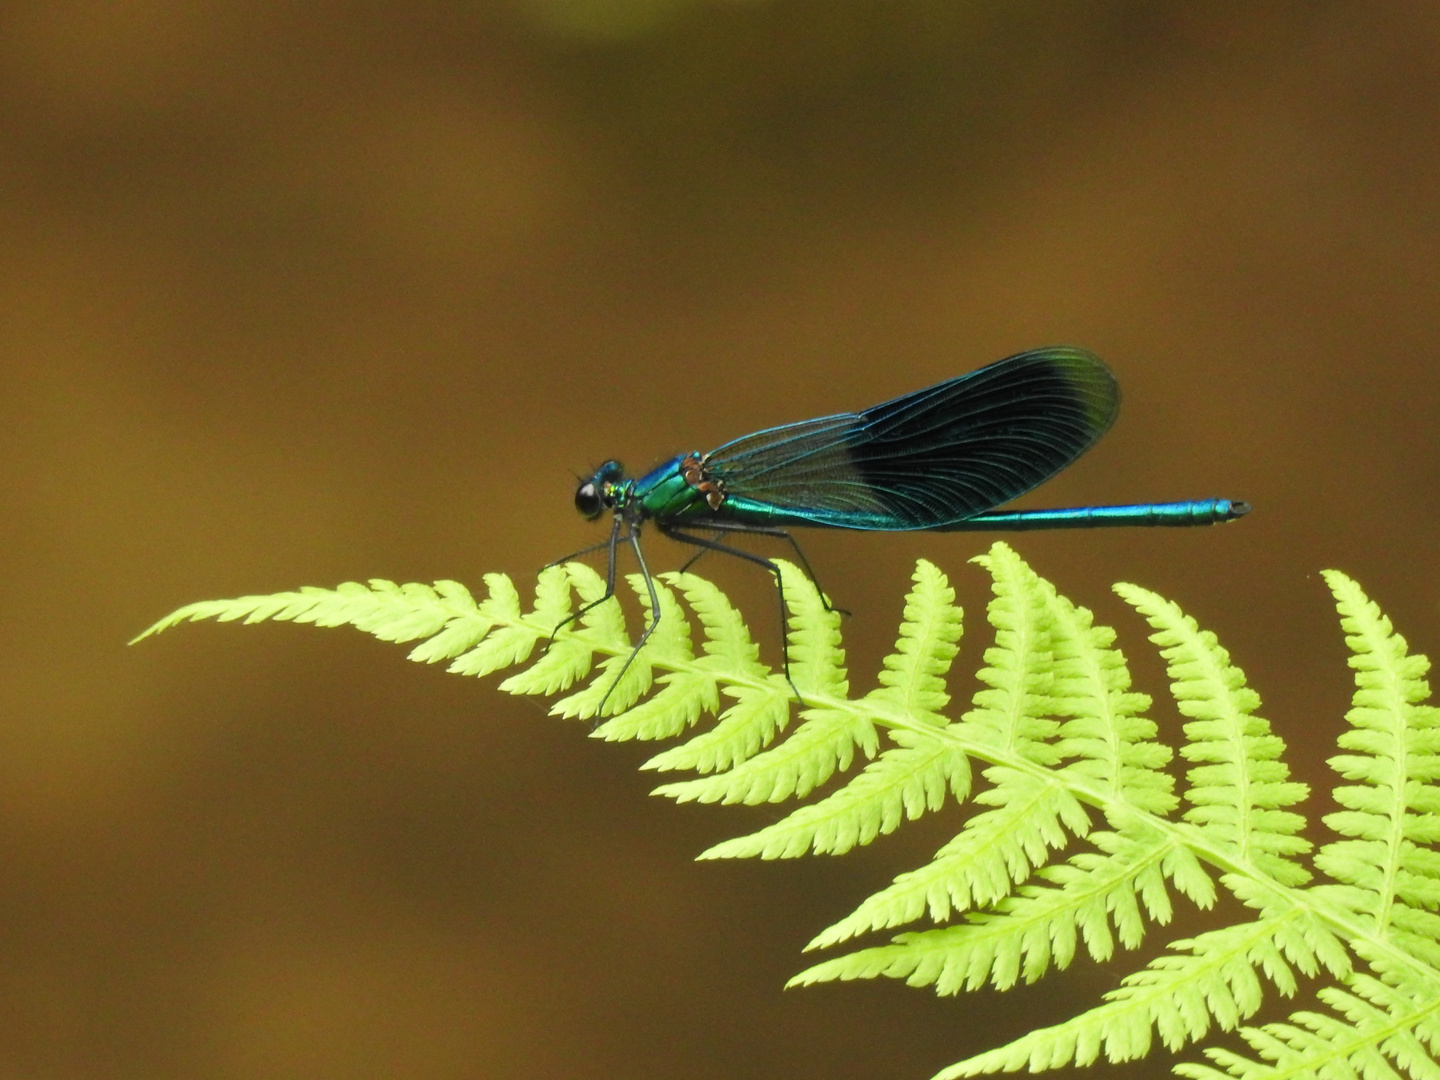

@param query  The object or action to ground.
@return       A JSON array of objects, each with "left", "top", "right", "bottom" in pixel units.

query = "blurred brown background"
[{"left": 2, "top": 2, "right": 1438, "bottom": 1078}]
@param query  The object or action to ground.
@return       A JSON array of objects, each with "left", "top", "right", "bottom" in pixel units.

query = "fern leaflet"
[{"left": 135, "top": 546, "right": 1440, "bottom": 1080}]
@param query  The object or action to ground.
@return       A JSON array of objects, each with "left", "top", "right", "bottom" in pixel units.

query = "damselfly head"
[{"left": 574, "top": 460, "right": 627, "bottom": 520}]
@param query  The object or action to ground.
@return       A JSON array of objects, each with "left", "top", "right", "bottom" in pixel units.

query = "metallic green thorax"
[{"left": 633, "top": 454, "right": 713, "bottom": 521}]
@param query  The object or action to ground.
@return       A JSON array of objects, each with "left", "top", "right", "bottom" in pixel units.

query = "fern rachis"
[{"left": 135, "top": 543, "right": 1440, "bottom": 1079}]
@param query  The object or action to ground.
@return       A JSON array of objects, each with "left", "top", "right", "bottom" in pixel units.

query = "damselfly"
[{"left": 555, "top": 347, "right": 1248, "bottom": 708}]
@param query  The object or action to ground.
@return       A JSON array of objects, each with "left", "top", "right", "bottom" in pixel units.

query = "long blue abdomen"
[{"left": 937, "top": 500, "right": 1250, "bottom": 531}]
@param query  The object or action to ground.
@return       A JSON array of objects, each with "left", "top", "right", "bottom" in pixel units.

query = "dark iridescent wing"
[{"left": 705, "top": 347, "right": 1118, "bottom": 529}]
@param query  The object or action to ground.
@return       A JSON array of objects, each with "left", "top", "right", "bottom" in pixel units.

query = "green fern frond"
[
  {"left": 941, "top": 909, "right": 1322, "bottom": 1077},
  {"left": 804, "top": 547, "right": 1092, "bottom": 946},
  {"left": 697, "top": 560, "right": 966, "bottom": 856},
  {"left": 1042, "top": 578, "right": 1177, "bottom": 815},
  {"left": 635, "top": 570, "right": 789, "bottom": 772},
  {"left": 1115, "top": 583, "right": 1312, "bottom": 886},
  {"left": 1176, "top": 971, "right": 1440, "bottom": 1080},
  {"left": 961, "top": 544, "right": 1061, "bottom": 759},
  {"left": 783, "top": 558, "right": 850, "bottom": 700},
  {"left": 793, "top": 817, "right": 1184, "bottom": 995},
  {"left": 815, "top": 554, "right": 1197, "bottom": 1005},
  {"left": 137, "top": 545, "right": 1440, "bottom": 1080},
  {"left": 445, "top": 571, "right": 555, "bottom": 679},
  {"left": 1185, "top": 571, "right": 1440, "bottom": 1080},
  {"left": 489, "top": 567, "right": 591, "bottom": 694},
  {"left": 1313, "top": 570, "right": 1440, "bottom": 951},
  {"left": 652, "top": 704, "right": 878, "bottom": 805},
  {"left": 805, "top": 769, "right": 1090, "bottom": 947},
  {"left": 586, "top": 575, "right": 714, "bottom": 740},
  {"left": 641, "top": 683, "right": 791, "bottom": 775},
  {"left": 646, "top": 560, "right": 880, "bottom": 805},
  {"left": 699, "top": 729, "right": 967, "bottom": 859},
  {"left": 864, "top": 558, "right": 964, "bottom": 723},
  {"left": 133, "top": 577, "right": 489, "bottom": 650}
]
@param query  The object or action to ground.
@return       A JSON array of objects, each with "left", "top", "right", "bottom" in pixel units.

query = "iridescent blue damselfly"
[{"left": 552, "top": 347, "right": 1248, "bottom": 709}]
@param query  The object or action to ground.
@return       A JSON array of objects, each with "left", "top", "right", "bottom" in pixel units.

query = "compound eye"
[{"left": 574, "top": 481, "right": 604, "bottom": 520}]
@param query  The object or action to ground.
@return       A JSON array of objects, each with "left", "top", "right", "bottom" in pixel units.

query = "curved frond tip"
[{"left": 134, "top": 548, "right": 1440, "bottom": 1080}]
